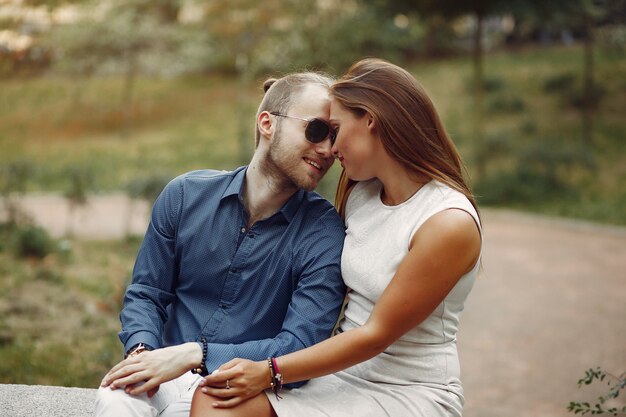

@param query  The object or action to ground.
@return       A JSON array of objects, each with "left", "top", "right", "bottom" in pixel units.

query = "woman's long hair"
[{"left": 332, "top": 58, "right": 479, "bottom": 220}]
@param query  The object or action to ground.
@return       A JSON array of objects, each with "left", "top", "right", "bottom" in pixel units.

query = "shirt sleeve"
[
  {"left": 118, "top": 176, "right": 183, "bottom": 352},
  {"left": 204, "top": 209, "right": 347, "bottom": 387}
]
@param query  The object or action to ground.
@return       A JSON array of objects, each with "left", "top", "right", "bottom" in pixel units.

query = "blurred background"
[{"left": 0, "top": 0, "right": 624, "bottom": 413}]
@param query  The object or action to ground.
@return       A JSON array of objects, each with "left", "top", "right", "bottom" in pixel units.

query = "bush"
[
  {"left": 487, "top": 95, "right": 526, "bottom": 114},
  {"left": 567, "top": 83, "right": 607, "bottom": 110},
  {"left": 542, "top": 73, "right": 606, "bottom": 111},
  {"left": 126, "top": 174, "right": 173, "bottom": 204},
  {"left": 11, "top": 224, "right": 56, "bottom": 259},
  {"left": 475, "top": 144, "right": 585, "bottom": 205},
  {"left": 543, "top": 73, "right": 576, "bottom": 93},
  {"left": 465, "top": 75, "right": 505, "bottom": 93}
]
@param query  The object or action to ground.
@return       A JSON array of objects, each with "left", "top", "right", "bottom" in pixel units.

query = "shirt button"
[{"left": 240, "top": 227, "right": 246, "bottom": 233}]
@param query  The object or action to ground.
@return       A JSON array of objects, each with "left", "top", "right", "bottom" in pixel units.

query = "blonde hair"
[
  {"left": 332, "top": 58, "right": 479, "bottom": 219},
  {"left": 254, "top": 72, "right": 334, "bottom": 147}
]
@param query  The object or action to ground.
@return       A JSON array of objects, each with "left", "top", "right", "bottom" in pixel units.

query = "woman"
[{"left": 190, "top": 58, "right": 482, "bottom": 417}]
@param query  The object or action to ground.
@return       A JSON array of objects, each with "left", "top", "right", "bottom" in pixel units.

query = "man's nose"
[{"left": 314, "top": 138, "right": 333, "bottom": 157}]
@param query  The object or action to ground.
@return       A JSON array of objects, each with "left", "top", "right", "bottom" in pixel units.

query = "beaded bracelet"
[
  {"left": 192, "top": 337, "right": 208, "bottom": 375},
  {"left": 268, "top": 357, "right": 283, "bottom": 400},
  {"left": 267, "top": 358, "right": 275, "bottom": 389}
]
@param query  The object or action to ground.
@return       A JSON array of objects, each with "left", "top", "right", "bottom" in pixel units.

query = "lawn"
[{"left": 1, "top": 43, "right": 625, "bottom": 223}]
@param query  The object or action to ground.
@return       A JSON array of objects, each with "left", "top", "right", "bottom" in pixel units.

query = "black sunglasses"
[{"left": 270, "top": 112, "right": 336, "bottom": 145}]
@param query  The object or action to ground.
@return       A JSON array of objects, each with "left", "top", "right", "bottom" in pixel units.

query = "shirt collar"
[
  {"left": 280, "top": 188, "right": 305, "bottom": 223},
  {"left": 221, "top": 166, "right": 305, "bottom": 223},
  {"left": 221, "top": 166, "right": 247, "bottom": 199}
]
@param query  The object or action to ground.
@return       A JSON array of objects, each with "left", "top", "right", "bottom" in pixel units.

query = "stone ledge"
[{"left": 0, "top": 384, "right": 96, "bottom": 417}]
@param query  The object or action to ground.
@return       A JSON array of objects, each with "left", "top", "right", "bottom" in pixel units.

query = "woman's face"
[{"left": 330, "top": 99, "right": 382, "bottom": 181}]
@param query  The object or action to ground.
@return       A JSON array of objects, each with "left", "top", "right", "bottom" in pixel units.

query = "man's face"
[{"left": 267, "top": 84, "right": 335, "bottom": 192}]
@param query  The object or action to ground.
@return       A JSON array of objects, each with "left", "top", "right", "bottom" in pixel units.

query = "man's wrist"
[
  {"left": 190, "top": 338, "right": 207, "bottom": 375},
  {"left": 124, "top": 342, "right": 153, "bottom": 359}
]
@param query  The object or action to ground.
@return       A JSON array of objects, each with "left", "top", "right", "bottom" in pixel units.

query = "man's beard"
[{"left": 263, "top": 132, "right": 318, "bottom": 192}]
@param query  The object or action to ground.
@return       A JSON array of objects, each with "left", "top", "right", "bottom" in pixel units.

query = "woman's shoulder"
[{"left": 421, "top": 180, "right": 480, "bottom": 227}]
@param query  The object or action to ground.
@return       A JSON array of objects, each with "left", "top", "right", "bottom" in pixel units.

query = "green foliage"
[
  {"left": 0, "top": 237, "right": 141, "bottom": 386},
  {"left": 520, "top": 119, "right": 538, "bottom": 135},
  {"left": 64, "top": 166, "right": 94, "bottom": 206},
  {"left": 1, "top": 45, "right": 625, "bottom": 224},
  {"left": 475, "top": 143, "right": 587, "bottom": 205},
  {"left": 544, "top": 73, "right": 577, "bottom": 93},
  {"left": 126, "top": 174, "right": 173, "bottom": 204},
  {"left": 45, "top": 0, "right": 211, "bottom": 78},
  {"left": 201, "top": 0, "right": 426, "bottom": 75},
  {"left": 0, "top": 336, "right": 120, "bottom": 387},
  {"left": 487, "top": 95, "right": 526, "bottom": 113},
  {"left": 464, "top": 75, "right": 506, "bottom": 93},
  {"left": 568, "top": 367, "right": 626, "bottom": 415},
  {"left": 0, "top": 160, "right": 36, "bottom": 225},
  {"left": 0, "top": 160, "right": 35, "bottom": 197},
  {"left": 567, "top": 83, "right": 607, "bottom": 110},
  {"left": 543, "top": 72, "right": 607, "bottom": 114},
  {"left": 482, "top": 76, "right": 506, "bottom": 92},
  {"left": 274, "top": 6, "right": 424, "bottom": 73},
  {"left": 0, "top": 319, "right": 11, "bottom": 347},
  {"left": 10, "top": 224, "right": 56, "bottom": 259}
]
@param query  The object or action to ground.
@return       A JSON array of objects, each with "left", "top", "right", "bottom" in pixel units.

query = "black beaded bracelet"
[{"left": 192, "top": 337, "right": 208, "bottom": 375}]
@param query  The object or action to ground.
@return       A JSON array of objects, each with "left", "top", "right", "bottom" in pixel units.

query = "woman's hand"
[{"left": 198, "top": 358, "right": 271, "bottom": 408}]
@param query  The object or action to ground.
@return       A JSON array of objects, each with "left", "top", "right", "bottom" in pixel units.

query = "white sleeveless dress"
[{"left": 267, "top": 179, "right": 481, "bottom": 417}]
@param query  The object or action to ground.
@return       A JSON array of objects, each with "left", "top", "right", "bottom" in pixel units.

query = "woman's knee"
[{"left": 190, "top": 386, "right": 275, "bottom": 417}]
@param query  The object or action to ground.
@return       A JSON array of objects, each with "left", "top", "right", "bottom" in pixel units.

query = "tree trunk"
[
  {"left": 236, "top": 44, "right": 252, "bottom": 165},
  {"left": 582, "top": 15, "right": 594, "bottom": 147},
  {"left": 121, "top": 52, "right": 137, "bottom": 136},
  {"left": 472, "top": 11, "right": 486, "bottom": 180}
]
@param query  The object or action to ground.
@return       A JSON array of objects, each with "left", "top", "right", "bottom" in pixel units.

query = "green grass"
[
  {"left": 0, "top": 229, "right": 141, "bottom": 387},
  {"left": 1, "top": 44, "right": 624, "bottom": 224},
  {"left": 407, "top": 45, "right": 626, "bottom": 224},
  {"left": 0, "top": 74, "right": 256, "bottom": 191}
]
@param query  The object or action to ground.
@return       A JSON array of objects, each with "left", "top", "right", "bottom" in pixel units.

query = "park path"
[
  {"left": 8, "top": 194, "right": 626, "bottom": 417},
  {"left": 459, "top": 210, "right": 625, "bottom": 417}
]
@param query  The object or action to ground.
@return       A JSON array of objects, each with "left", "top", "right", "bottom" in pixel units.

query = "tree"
[
  {"left": 534, "top": 0, "right": 624, "bottom": 147},
  {"left": 200, "top": 0, "right": 352, "bottom": 162},
  {"left": 371, "top": 0, "right": 519, "bottom": 179},
  {"left": 124, "top": 174, "right": 172, "bottom": 238},
  {"left": 45, "top": 0, "right": 211, "bottom": 133},
  {"left": 64, "top": 166, "right": 93, "bottom": 237},
  {"left": 0, "top": 160, "right": 35, "bottom": 227}
]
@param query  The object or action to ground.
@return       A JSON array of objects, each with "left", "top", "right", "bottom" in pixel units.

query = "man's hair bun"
[{"left": 263, "top": 78, "right": 277, "bottom": 93}]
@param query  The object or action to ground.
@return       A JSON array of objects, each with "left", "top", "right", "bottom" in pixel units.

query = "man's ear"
[{"left": 258, "top": 111, "right": 273, "bottom": 141}]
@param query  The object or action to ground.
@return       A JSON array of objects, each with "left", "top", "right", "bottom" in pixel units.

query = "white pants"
[{"left": 94, "top": 371, "right": 202, "bottom": 417}]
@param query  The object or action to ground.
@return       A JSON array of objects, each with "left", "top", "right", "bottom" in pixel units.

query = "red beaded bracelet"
[{"left": 268, "top": 357, "right": 283, "bottom": 400}]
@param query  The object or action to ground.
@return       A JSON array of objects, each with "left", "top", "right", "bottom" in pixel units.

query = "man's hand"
[{"left": 101, "top": 342, "right": 203, "bottom": 396}]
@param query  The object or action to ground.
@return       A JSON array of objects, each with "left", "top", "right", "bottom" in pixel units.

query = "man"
[{"left": 95, "top": 72, "right": 346, "bottom": 417}]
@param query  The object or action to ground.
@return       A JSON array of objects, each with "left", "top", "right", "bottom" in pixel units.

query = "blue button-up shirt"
[{"left": 119, "top": 166, "right": 346, "bottom": 379}]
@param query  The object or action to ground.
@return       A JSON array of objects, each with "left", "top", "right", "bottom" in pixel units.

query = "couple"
[{"left": 95, "top": 58, "right": 482, "bottom": 417}]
